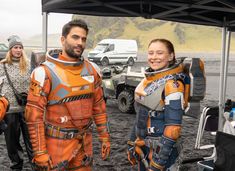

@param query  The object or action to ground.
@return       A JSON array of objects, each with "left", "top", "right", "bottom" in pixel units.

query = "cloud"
[{"left": 0, "top": 0, "right": 71, "bottom": 41}]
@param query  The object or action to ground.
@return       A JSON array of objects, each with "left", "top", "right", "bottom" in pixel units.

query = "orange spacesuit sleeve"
[
  {"left": 0, "top": 96, "right": 9, "bottom": 121},
  {"left": 92, "top": 71, "right": 110, "bottom": 142},
  {"left": 24, "top": 66, "right": 51, "bottom": 156}
]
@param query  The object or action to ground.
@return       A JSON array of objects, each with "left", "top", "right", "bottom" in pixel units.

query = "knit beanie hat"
[{"left": 7, "top": 35, "right": 23, "bottom": 49}]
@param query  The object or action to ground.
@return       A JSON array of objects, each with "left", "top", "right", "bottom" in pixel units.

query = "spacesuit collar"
[
  {"left": 145, "top": 59, "right": 184, "bottom": 81},
  {"left": 46, "top": 49, "right": 84, "bottom": 67}
]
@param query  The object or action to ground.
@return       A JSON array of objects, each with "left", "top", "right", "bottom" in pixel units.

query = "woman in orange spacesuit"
[{"left": 127, "top": 39, "right": 186, "bottom": 171}]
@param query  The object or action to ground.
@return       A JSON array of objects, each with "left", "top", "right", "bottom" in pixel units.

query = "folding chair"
[
  {"left": 195, "top": 106, "right": 218, "bottom": 150},
  {"left": 193, "top": 106, "right": 218, "bottom": 171},
  {"left": 181, "top": 105, "right": 218, "bottom": 168},
  {"left": 195, "top": 99, "right": 235, "bottom": 171},
  {"left": 195, "top": 99, "right": 235, "bottom": 150}
]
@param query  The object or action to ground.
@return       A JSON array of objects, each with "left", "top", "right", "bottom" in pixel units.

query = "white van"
[{"left": 88, "top": 39, "right": 138, "bottom": 66}]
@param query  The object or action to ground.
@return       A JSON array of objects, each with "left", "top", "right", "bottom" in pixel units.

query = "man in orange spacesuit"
[{"left": 25, "top": 19, "right": 110, "bottom": 170}]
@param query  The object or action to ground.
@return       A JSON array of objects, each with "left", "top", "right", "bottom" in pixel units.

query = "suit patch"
[
  {"left": 82, "top": 75, "right": 94, "bottom": 83},
  {"left": 173, "top": 81, "right": 179, "bottom": 88}
]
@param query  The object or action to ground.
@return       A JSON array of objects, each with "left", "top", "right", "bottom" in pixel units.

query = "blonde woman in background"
[{"left": 0, "top": 35, "right": 33, "bottom": 170}]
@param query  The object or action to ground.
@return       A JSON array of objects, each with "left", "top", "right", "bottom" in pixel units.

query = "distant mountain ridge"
[
  {"left": 4, "top": 15, "right": 234, "bottom": 52},
  {"left": 24, "top": 34, "right": 62, "bottom": 48},
  {"left": 72, "top": 15, "right": 235, "bottom": 52}
]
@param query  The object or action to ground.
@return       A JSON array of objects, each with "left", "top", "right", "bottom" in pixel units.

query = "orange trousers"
[{"left": 46, "top": 132, "right": 92, "bottom": 171}]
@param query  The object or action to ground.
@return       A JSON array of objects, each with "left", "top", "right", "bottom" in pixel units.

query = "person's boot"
[{"left": 10, "top": 159, "right": 23, "bottom": 171}]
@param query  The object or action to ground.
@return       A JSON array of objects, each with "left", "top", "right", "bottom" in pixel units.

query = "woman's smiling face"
[{"left": 147, "top": 41, "right": 174, "bottom": 71}]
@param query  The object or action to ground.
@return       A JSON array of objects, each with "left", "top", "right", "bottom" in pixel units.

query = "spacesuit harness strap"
[
  {"left": 45, "top": 120, "right": 93, "bottom": 139},
  {"left": 146, "top": 110, "right": 165, "bottom": 136}
]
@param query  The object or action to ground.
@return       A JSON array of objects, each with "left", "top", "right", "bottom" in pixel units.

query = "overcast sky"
[{"left": 0, "top": 0, "right": 72, "bottom": 42}]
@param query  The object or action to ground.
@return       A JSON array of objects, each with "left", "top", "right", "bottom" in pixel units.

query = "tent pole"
[
  {"left": 42, "top": 12, "right": 48, "bottom": 52},
  {"left": 218, "top": 26, "right": 227, "bottom": 131},
  {"left": 222, "top": 31, "right": 231, "bottom": 103}
]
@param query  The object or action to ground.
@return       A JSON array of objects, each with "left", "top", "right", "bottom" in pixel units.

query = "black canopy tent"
[
  {"left": 42, "top": 0, "right": 235, "bottom": 29},
  {"left": 41, "top": 0, "right": 235, "bottom": 131}
]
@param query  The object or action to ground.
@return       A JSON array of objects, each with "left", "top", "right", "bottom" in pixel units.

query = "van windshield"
[{"left": 94, "top": 44, "right": 109, "bottom": 52}]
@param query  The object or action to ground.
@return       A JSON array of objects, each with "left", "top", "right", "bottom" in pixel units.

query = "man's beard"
[{"left": 65, "top": 44, "right": 84, "bottom": 59}]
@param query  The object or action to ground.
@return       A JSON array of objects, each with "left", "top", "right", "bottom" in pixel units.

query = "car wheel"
[
  {"left": 101, "top": 57, "right": 109, "bottom": 66},
  {"left": 117, "top": 90, "right": 135, "bottom": 114},
  {"left": 127, "top": 57, "right": 135, "bottom": 66}
]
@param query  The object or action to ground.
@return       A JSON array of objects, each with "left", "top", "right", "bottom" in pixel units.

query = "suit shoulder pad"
[{"left": 165, "top": 79, "right": 184, "bottom": 96}]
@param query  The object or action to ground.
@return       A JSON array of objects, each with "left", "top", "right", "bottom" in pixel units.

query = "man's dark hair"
[{"left": 62, "top": 19, "right": 89, "bottom": 37}]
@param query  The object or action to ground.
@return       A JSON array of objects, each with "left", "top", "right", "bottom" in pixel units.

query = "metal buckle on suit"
[
  {"left": 66, "top": 132, "right": 74, "bottom": 139},
  {"left": 147, "top": 127, "right": 155, "bottom": 134},
  {"left": 149, "top": 110, "right": 164, "bottom": 118},
  {"left": 148, "top": 110, "right": 157, "bottom": 117}
]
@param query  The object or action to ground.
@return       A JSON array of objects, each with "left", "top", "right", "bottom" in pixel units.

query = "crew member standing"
[
  {"left": 127, "top": 39, "right": 185, "bottom": 171},
  {"left": 0, "top": 35, "right": 33, "bottom": 170},
  {"left": 25, "top": 19, "right": 110, "bottom": 170}
]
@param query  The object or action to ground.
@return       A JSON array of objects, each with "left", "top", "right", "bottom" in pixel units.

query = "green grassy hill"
[{"left": 73, "top": 15, "right": 235, "bottom": 52}]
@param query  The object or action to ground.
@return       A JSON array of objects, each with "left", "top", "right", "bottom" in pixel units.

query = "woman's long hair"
[{"left": 1, "top": 50, "right": 29, "bottom": 74}]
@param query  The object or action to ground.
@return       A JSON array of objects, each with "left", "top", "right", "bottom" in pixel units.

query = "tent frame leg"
[{"left": 218, "top": 24, "right": 231, "bottom": 131}]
